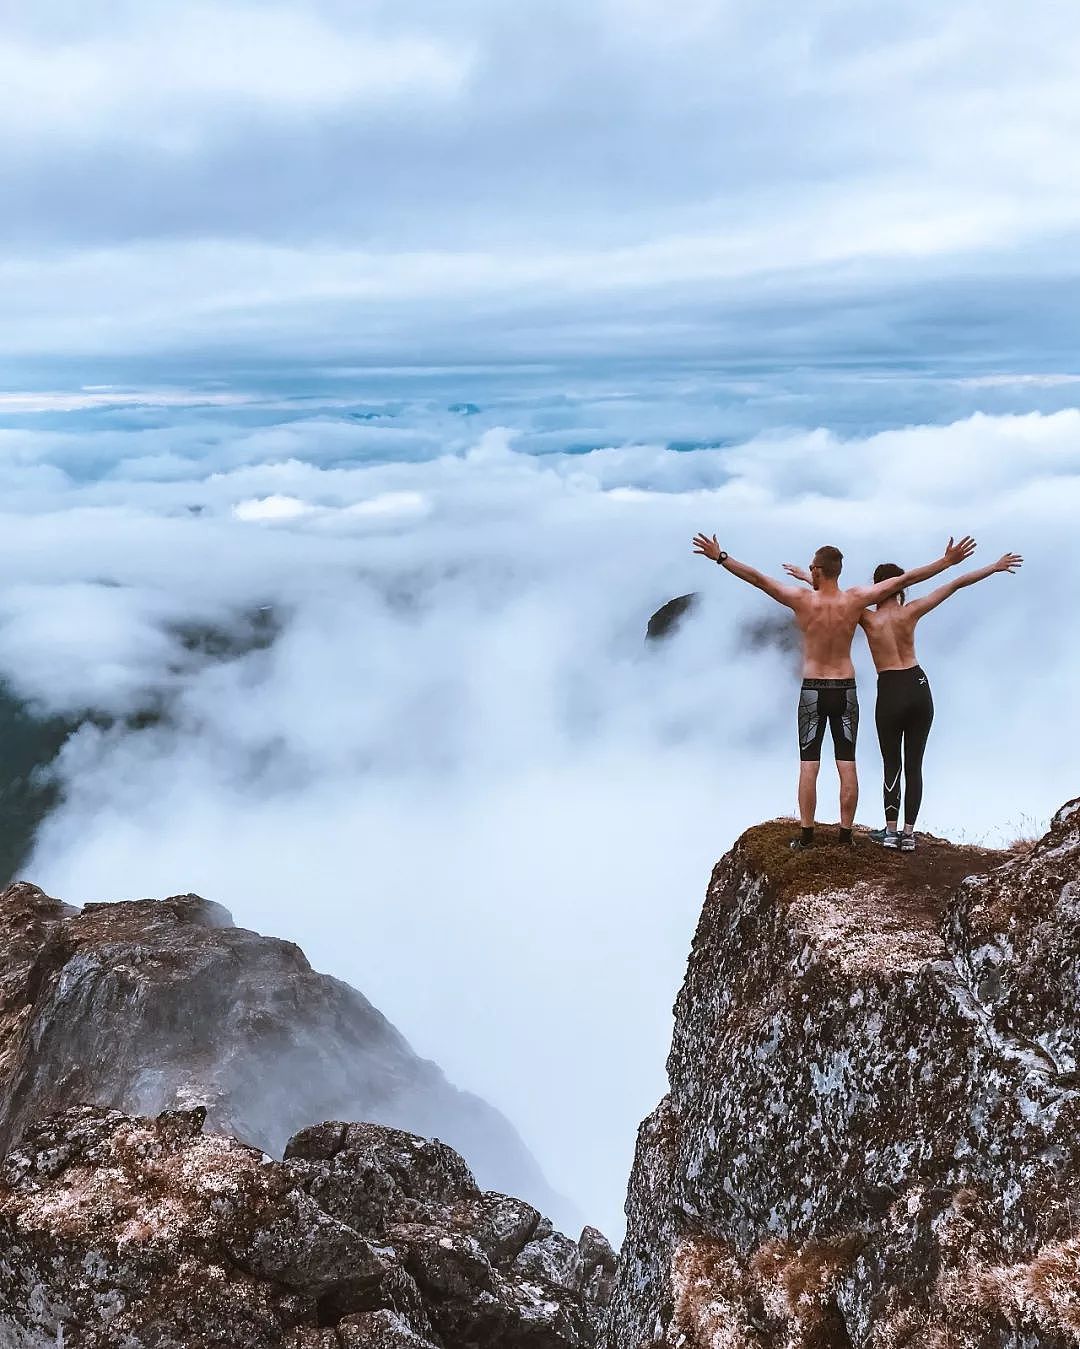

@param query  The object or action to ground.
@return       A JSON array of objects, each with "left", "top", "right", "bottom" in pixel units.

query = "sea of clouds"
[
  {"left": 1, "top": 0, "right": 1078, "bottom": 1248},
  {"left": 1, "top": 372, "right": 1076, "bottom": 1235}
]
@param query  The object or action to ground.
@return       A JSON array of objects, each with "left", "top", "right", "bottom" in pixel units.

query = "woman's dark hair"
[{"left": 874, "top": 562, "right": 905, "bottom": 603}]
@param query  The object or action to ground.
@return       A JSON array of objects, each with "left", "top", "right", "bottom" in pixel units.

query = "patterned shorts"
[{"left": 798, "top": 678, "right": 859, "bottom": 762}]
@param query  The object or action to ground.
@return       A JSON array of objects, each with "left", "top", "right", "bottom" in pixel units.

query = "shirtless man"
[{"left": 691, "top": 533, "right": 976, "bottom": 849}]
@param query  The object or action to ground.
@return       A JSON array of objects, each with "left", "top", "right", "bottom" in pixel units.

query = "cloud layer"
[{"left": 1, "top": 377, "right": 1075, "bottom": 1233}]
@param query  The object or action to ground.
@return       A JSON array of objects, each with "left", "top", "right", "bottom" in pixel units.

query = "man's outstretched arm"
[
  {"left": 905, "top": 553, "right": 1023, "bottom": 618},
  {"left": 855, "top": 535, "right": 977, "bottom": 605},
  {"left": 692, "top": 533, "right": 804, "bottom": 609}
]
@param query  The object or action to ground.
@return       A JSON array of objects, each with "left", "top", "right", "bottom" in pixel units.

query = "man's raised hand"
[
  {"left": 994, "top": 552, "right": 1024, "bottom": 574},
  {"left": 693, "top": 533, "right": 722, "bottom": 562},
  {"left": 783, "top": 563, "right": 812, "bottom": 585},
  {"left": 944, "top": 535, "right": 977, "bottom": 567}
]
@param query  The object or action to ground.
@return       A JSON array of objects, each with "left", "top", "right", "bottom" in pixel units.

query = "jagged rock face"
[
  {"left": 605, "top": 805, "right": 1080, "bottom": 1349},
  {"left": 0, "top": 884, "right": 570, "bottom": 1227},
  {"left": 646, "top": 595, "right": 700, "bottom": 642},
  {"left": 0, "top": 1104, "right": 614, "bottom": 1348}
]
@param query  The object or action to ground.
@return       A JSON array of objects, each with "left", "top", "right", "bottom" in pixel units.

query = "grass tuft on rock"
[{"left": 735, "top": 819, "right": 1006, "bottom": 921}]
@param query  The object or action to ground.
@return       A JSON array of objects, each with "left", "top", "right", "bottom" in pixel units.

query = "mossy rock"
[{"left": 737, "top": 820, "right": 1005, "bottom": 922}]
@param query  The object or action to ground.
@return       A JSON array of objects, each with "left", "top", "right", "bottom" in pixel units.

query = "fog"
[{"left": 0, "top": 383, "right": 1071, "bottom": 1234}]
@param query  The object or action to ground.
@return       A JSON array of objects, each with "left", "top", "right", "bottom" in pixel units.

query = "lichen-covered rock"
[
  {"left": 285, "top": 1118, "right": 610, "bottom": 1347},
  {"left": 0, "top": 1104, "right": 377, "bottom": 1347},
  {"left": 0, "top": 1105, "right": 610, "bottom": 1348},
  {"left": 0, "top": 882, "right": 571, "bottom": 1225},
  {"left": 605, "top": 805, "right": 1080, "bottom": 1348}
]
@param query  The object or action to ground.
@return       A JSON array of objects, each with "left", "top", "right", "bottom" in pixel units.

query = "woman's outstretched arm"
[{"left": 905, "top": 553, "right": 1023, "bottom": 619}]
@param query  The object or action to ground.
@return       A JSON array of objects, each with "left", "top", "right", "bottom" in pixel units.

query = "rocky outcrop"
[
  {"left": 606, "top": 804, "right": 1080, "bottom": 1348},
  {"left": 0, "top": 1103, "right": 614, "bottom": 1347},
  {"left": 0, "top": 884, "right": 570, "bottom": 1227},
  {"left": 646, "top": 595, "right": 700, "bottom": 641}
]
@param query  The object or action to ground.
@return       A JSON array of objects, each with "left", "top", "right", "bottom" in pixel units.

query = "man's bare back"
[{"left": 791, "top": 587, "right": 874, "bottom": 679}]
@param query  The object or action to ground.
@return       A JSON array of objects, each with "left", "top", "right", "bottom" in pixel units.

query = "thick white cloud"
[{"left": 3, "top": 389, "right": 1075, "bottom": 1235}]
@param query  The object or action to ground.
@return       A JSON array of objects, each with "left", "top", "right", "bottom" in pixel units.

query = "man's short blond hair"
[{"left": 813, "top": 545, "right": 843, "bottom": 579}]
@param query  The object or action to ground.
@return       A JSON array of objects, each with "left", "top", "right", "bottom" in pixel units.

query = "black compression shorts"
[{"left": 798, "top": 677, "right": 859, "bottom": 762}]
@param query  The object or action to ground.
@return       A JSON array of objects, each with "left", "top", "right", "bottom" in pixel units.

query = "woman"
[{"left": 784, "top": 551, "right": 1022, "bottom": 851}]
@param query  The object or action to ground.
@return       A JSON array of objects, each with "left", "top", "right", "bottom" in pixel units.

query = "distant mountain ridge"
[{"left": 0, "top": 607, "right": 280, "bottom": 884}]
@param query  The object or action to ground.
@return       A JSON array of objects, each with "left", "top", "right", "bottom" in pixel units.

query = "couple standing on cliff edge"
[{"left": 692, "top": 531, "right": 1023, "bottom": 853}]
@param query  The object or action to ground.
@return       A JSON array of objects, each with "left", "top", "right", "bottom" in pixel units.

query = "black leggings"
[{"left": 875, "top": 666, "right": 934, "bottom": 826}]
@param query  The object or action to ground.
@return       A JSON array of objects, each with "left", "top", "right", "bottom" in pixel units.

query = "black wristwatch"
[{"left": 716, "top": 550, "right": 729, "bottom": 565}]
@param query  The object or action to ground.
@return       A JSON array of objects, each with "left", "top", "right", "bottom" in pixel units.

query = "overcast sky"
[{"left": 3, "top": 0, "right": 1080, "bottom": 366}]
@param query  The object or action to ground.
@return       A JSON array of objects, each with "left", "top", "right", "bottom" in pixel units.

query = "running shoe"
[
  {"left": 881, "top": 832, "right": 902, "bottom": 850},
  {"left": 900, "top": 834, "right": 916, "bottom": 852},
  {"left": 868, "top": 828, "right": 889, "bottom": 845}
]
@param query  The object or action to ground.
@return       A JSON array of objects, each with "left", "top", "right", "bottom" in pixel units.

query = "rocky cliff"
[
  {"left": 606, "top": 803, "right": 1080, "bottom": 1348},
  {"left": 0, "top": 1104, "right": 614, "bottom": 1347},
  {"left": 0, "top": 883, "right": 569, "bottom": 1227}
]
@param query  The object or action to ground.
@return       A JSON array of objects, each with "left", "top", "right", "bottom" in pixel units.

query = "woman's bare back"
[{"left": 859, "top": 603, "right": 919, "bottom": 673}]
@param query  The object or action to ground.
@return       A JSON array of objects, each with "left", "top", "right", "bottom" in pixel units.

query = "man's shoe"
[
  {"left": 900, "top": 833, "right": 916, "bottom": 852},
  {"left": 881, "top": 832, "right": 902, "bottom": 850}
]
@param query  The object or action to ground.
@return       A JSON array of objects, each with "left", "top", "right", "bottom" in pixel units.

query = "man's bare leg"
[
  {"left": 837, "top": 761, "right": 858, "bottom": 830},
  {"left": 798, "top": 761, "right": 820, "bottom": 829}
]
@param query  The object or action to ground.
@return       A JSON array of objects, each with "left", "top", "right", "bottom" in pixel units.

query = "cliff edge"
[{"left": 605, "top": 805, "right": 1080, "bottom": 1348}]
